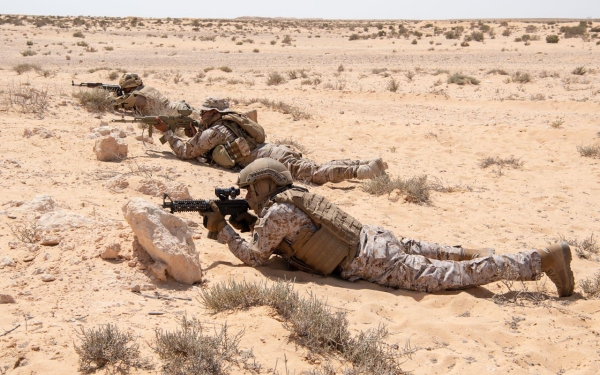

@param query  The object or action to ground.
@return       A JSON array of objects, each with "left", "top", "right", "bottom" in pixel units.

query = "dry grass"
[
  {"left": 509, "top": 71, "right": 533, "bottom": 83},
  {"left": 577, "top": 144, "right": 600, "bottom": 158},
  {"left": 72, "top": 88, "right": 114, "bottom": 113},
  {"left": 13, "top": 63, "right": 41, "bottom": 75},
  {"left": 447, "top": 72, "right": 480, "bottom": 85},
  {"left": 229, "top": 97, "right": 311, "bottom": 121},
  {"left": 4, "top": 82, "right": 50, "bottom": 116},
  {"left": 479, "top": 156, "right": 524, "bottom": 169},
  {"left": 362, "top": 174, "right": 430, "bottom": 204},
  {"left": 8, "top": 222, "right": 39, "bottom": 243},
  {"left": 579, "top": 271, "right": 600, "bottom": 298},
  {"left": 558, "top": 233, "right": 599, "bottom": 260},
  {"left": 550, "top": 118, "right": 565, "bottom": 128},
  {"left": 74, "top": 323, "right": 148, "bottom": 374},
  {"left": 200, "top": 280, "right": 408, "bottom": 375},
  {"left": 266, "top": 71, "right": 286, "bottom": 86},
  {"left": 153, "top": 315, "right": 243, "bottom": 375}
]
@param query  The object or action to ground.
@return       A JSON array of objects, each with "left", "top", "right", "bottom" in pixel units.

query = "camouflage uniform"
[
  {"left": 162, "top": 125, "right": 384, "bottom": 185},
  {"left": 217, "top": 202, "right": 542, "bottom": 293}
]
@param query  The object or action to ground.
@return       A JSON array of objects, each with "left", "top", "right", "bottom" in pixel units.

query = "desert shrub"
[
  {"left": 580, "top": 271, "right": 600, "bottom": 298},
  {"left": 460, "top": 41, "right": 470, "bottom": 47},
  {"left": 13, "top": 63, "right": 41, "bottom": 75},
  {"left": 572, "top": 66, "right": 587, "bottom": 75},
  {"left": 510, "top": 71, "right": 532, "bottom": 83},
  {"left": 444, "top": 30, "right": 459, "bottom": 39},
  {"left": 372, "top": 68, "right": 388, "bottom": 74},
  {"left": 338, "top": 64, "right": 345, "bottom": 72},
  {"left": 230, "top": 97, "right": 310, "bottom": 121},
  {"left": 447, "top": 72, "right": 480, "bottom": 85},
  {"left": 8, "top": 222, "right": 39, "bottom": 243},
  {"left": 546, "top": 34, "right": 559, "bottom": 43},
  {"left": 73, "top": 31, "right": 85, "bottom": 38},
  {"left": 577, "top": 144, "right": 600, "bottom": 158},
  {"left": 153, "top": 316, "right": 242, "bottom": 375},
  {"left": 487, "top": 68, "right": 509, "bottom": 75},
  {"left": 550, "top": 118, "right": 564, "bottom": 128},
  {"left": 21, "top": 49, "right": 37, "bottom": 57},
  {"left": 72, "top": 88, "right": 114, "bottom": 113},
  {"left": 479, "top": 156, "right": 524, "bottom": 169},
  {"left": 387, "top": 77, "right": 400, "bottom": 92},
  {"left": 219, "top": 66, "right": 232, "bottom": 73},
  {"left": 108, "top": 71, "right": 119, "bottom": 80},
  {"left": 5, "top": 82, "right": 49, "bottom": 115},
  {"left": 362, "top": 174, "right": 430, "bottom": 204},
  {"left": 502, "top": 29, "right": 511, "bottom": 37},
  {"left": 266, "top": 71, "right": 286, "bottom": 86},
  {"left": 74, "top": 324, "right": 145, "bottom": 373},
  {"left": 521, "top": 34, "right": 531, "bottom": 42},
  {"left": 561, "top": 22, "right": 587, "bottom": 38},
  {"left": 471, "top": 31, "right": 484, "bottom": 42},
  {"left": 411, "top": 39, "right": 417, "bottom": 44},
  {"left": 349, "top": 33, "right": 360, "bottom": 41},
  {"left": 77, "top": 41, "right": 88, "bottom": 47},
  {"left": 282, "top": 35, "right": 292, "bottom": 44}
]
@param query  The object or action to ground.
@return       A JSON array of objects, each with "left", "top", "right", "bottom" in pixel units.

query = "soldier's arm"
[
  {"left": 113, "top": 93, "right": 147, "bottom": 110},
  {"left": 217, "top": 203, "right": 312, "bottom": 267},
  {"left": 162, "top": 126, "right": 228, "bottom": 160}
]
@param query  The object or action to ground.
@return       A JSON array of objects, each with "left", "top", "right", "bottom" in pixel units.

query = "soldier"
[
  {"left": 153, "top": 97, "right": 388, "bottom": 185},
  {"left": 200, "top": 159, "right": 575, "bottom": 297},
  {"left": 113, "top": 72, "right": 192, "bottom": 114}
]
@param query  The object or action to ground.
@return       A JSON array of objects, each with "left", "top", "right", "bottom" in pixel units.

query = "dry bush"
[
  {"left": 510, "top": 71, "right": 532, "bottom": 83},
  {"left": 558, "top": 233, "right": 599, "bottom": 260},
  {"left": 13, "top": 63, "right": 41, "bottom": 75},
  {"left": 219, "top": 66, "right": 232, "bottom": 73},
  {"left": 72, "top": 88, "right": 114, "bottom": 113},
  {"left": 200, "top": 280, "right": 408, "bottom": 375},
  {"left": 362, "top": 174, "right": 430, "bottom": 204},
  {"left": 572, "top": 66, "right": 587, "bottom": 76},
  {"left": 5, "top": 82, "right": 49, "bottom": 115},
  {"left": 153, "top": 315, "right": 243, "bottom": 375},
  {"left": 266, "top": 71, "right": 286, "bottom": 86},
  {"left": 387, "top": 77, "right": 400, "bottom": 92},
  {"left": 487, "top": 68, "right": 509, "bottom": 75},
  {"left": 479, "top": 156, "right": 524, "bottom": 169},
  {"left": 577, "top": 144, "right": 600, "bottom": 158},
  {"left": 21, "top": 49, "right": 37, "bottom": 57},
  {"left": 8, "top": 222, "right": 39, "bottom": 243},
  {"left": 74, "top": 324, "right": 147, "bottom": 374},
  {"left": 550, "top": 118, "right": 564, "bottom": 128},
  {"left": 579, "top": 271, "right": 600, "bottom": 298},
  {"left": 230, "top": 97, "right": 310, "bottom": 120},
  {"left": 447, "top": 73, "right": 480, "bottom": 85}
]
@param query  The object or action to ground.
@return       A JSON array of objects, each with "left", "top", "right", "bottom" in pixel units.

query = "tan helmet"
[
  {"left": 237, "top": 159, "right": 293, "bottom": 213},
  {"left": 198, "top": 96, "right": 233, "bottom": 112},
  {"left": 118, "top": 72, "right": 143, "bottom": 89}
]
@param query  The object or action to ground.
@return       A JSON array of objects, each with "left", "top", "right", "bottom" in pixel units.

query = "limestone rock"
[
  {"left": 135, "top": 179, "right": 192, "bottom": 199},
  {"left": 89, "top": 126, "right": 127, "bottom": 139},
  {"left": 0, "top": 257, "right": 15, "bottom": 268},
  {"left": 122, "top": 198, "right": 202, "bottom": 285},
  {"left": 150, "top": 262, "right": 168, "bottom": 281},
  {"left": 103, "top": 175, "right": 129, "bottom": 193},
  {"left": 93, "top": 134, "right": 128, "bottom": 162},
  {"left": 36, "top": 210, "right": 96, "bottom": 231},
  {"left": 41, "top": 274, "right": 56, "bottom": 282},
  {"left": 13, "top": 195, "right": 56, "bottom": 214},
  {"left": 100, "top": 242, "right": 121, "bottom": 259},
  {"left": 0, "top": 294, "right": 16, "bottom": 304}
]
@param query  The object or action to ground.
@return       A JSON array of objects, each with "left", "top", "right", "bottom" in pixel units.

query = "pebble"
[
  {"left": 0, "top": 294, "right": 16, "bottom": 304},
  {"left": 41, "top": 274, "right": 56, "bottom": 282},
  {"left": 40, "top": 238, "right": 60, "bottom": 246}
]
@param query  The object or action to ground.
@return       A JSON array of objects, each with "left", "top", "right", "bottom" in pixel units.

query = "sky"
[{"left": 2, "top": 0, "right": 600, "bottom": 20}]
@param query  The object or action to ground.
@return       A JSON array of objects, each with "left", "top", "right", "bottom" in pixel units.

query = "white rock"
[
  {"left": 41, "top": 274, "right": 56, "bottom": 282},
  {"left": 100, "top": 242, "right": 121, "bottom": 259},
  {"left": 150, "top": 262, "right": 168, "bottom": 281},
  {"left": 122, "top": 198, "right": 202, "bottom": 285},
  {"left": 12, "top": 195, "right": 56, "bottom": 214},
  {"left": 36, "top": 210, "right": 96, "bottom": 231},
  {"left": 103, "top": 175, "right": 129, "bottom": 193},
  {"left": 136, "top": 179, "right": 192, "bottom": 199},
  {"left": 0, "top": 257, "right": 15, "bottom": 268},
  {"left": 93, "top": 134, "right": 128, "bottom": 162}
]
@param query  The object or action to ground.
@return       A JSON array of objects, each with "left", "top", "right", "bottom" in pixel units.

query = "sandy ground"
[{"left": 0, "top": 16, "right": 600, "bottom": 374}]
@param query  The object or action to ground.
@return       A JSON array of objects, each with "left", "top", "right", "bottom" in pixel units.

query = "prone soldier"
[{"left": 197, "top": 159, "right": 575, "bottom": 297}]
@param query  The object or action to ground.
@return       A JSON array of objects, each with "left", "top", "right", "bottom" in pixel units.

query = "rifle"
[
  {"left": 72, "top": 80, "right": 124, "bottom": 97},
  {"left": 111, "top": 109, "right": 200, "bottom": 144},
  {"left": 162, "top": 187, "right": 250, "bottom": 239}
]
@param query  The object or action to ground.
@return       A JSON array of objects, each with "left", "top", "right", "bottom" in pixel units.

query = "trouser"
[
  {"left": 340, "top": 225, "right": 542, "bottom": 293},
  {"left": 242, "top": 143, "right": 363, "bottom": 184}
]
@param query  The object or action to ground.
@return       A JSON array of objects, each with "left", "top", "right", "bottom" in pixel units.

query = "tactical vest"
[
  {"left": 270, "top": 189, "right": 362, "bottom": 275},
  {"left": 209, "top": 112, "right": 266, "bottom": 168},
  {"left": 135, "top": 85, "right": 169, "bottom": 108}
]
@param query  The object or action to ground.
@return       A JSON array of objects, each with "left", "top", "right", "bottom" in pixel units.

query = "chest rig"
[{"left": 208, "top": 112, "right": 266, "bottom": 168}]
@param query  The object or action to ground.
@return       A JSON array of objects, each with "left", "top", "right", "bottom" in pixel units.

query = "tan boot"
[
  {"left": 537, "top": 242, "right": 574, "bottom": 297},
  {"left": 458, "top": 247, "right": 495, "bottom": 260},
  {"left": 355, "top": 158, "right": 388, "bottom": 179}
]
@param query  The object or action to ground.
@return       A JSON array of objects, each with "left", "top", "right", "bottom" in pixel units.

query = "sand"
[{"left": 0, "top": 16, "right": 599, "bottom": 374}]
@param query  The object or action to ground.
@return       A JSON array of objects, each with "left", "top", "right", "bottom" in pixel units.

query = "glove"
[
  {"left": 154, "top": 117, "right": 168, "bottom": 133},
  {"left": 201, "top": 201, "right": 226, "bottom": 233},
  {"left": 228, "top": 211, "right": 258, "bottom": 233}
]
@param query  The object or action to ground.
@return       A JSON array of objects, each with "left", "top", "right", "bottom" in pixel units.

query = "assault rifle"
[
  {"left": 111, "top": 109, "right": 201, "bottom": 144},
  {"left": 162, "top": 187, "right": 250, "bottom": 239},
  {"left": 71, "top": 80, "right": 123, "bottom": 97}
]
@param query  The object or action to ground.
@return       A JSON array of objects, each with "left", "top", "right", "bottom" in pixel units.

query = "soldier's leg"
[{"left": 401, "top": 238, "right": 495, "bottom": 261}]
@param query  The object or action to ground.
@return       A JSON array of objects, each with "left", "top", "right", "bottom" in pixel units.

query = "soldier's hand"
[
  {"left": 228, "top": 211, "right": 258, "bottom": 233},
  {"left": 184, "top": 124, "right": 197, "bottom": 137},
  {"left": 201, "top": 201, "right": 226, "bottom": 234},
  {"left": 154, "top": 117, "right": 168, "bottom": 132}
]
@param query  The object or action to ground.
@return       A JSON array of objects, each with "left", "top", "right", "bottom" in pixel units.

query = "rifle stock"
[{"left": 111, "top": 109, "right": 200, "bottom": 144}]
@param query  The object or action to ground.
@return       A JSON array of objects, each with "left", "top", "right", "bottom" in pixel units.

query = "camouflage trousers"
[
  {"left": 340, "top": 225, "right": 543, "bottom": 293},
  {"left": 243, "top": 143, "right": 364, "bottom": 184}
]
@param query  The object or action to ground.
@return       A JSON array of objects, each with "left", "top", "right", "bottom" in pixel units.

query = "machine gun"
[
  {"left": 71, "top": 80, "right": 124, "bottom": 97},
  {"left": 162, "top": 187, "right": 250, "bottom": 239},
  {"left": 111, "top": 109, "right": 201, "bottom": 144}
]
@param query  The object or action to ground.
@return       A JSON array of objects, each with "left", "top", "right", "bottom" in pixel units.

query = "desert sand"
[{"left": 0, "top": 15, "right": 599, "bottom": 374}]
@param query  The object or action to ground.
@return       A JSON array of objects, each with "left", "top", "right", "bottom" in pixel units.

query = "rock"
[
  {"left": 36, "top": 210, "right": 96, "bottom": 231},
  {"left": 0, "top": 294, "right": 16, "bottom": 304},
  {"left": 89, "top": 126, "right": 127, "bottom": 139},
  {"left": 0, "top": 257, "right": 15, "bottom": 268},
  {"left": 130, "top": 282, "right": 156, "bottom": 292},
  {"left": 100, "top": 242, "right": 121, "bottom": 259},
  {"left": 93, "top": 134, "right": 128, "bottom": 162},
  {"left": 12, "top": 195, "right": 56, "bottom": 214},
  {"left": 41, "top": 274, "right": 56, "bottom": 282},
  {"left": 122, "top": 198, "right": 202, "bottom": 285},
  {"left": 23, "top": 128, "right": 34, "bottom": 138},
  {"left": 23, "top": 254, "right": 36, "bottom": 262},
  {"left": 40, "top": 238, "right": 60, "bottom": 246},
  {"left": 150, "top": 262, "right": 168, "bottom": 281},
  {"left": 127, "top": 260, "right": 137, "bottom": 267},
  {"left": 136, "top": 179, "right": 192, "bottom": 199},
  {"left": 103, "top": 175, "right": 129, "bottom": 193},
  {"left": 32, "top": 267, "right": 46, "bottom": 275},
  {"left": 33, "top": 127, "right": 57, "bottom": 139}
]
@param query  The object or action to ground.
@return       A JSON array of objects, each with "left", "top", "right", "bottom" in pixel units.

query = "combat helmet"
[
  {"left": 237, "top": 159, "right": 293, "bottom": 213},
  {"left": 118, "top": 73, "right": 143, "bottom": 89},
  {"left": 198, "top": 97, "right": 234, "bottom": 112}
]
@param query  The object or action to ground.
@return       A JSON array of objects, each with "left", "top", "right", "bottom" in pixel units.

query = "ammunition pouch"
[{"left": 211, "top": 145, "right": 236, "bottom": 168}]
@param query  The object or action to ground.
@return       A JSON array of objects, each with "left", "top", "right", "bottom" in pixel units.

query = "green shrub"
[
  {"left": 546, "top": 34, "right": 559, "bottom": 43},
  {"left": 560, "top": 22, "right": 587, "bottom": 38}
]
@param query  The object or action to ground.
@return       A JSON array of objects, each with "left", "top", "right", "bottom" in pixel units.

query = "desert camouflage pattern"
[
  {"left": 113, "top": 85, "right": 169, "bottom": 111},
  {"left": 163, "top": 127, "right": 370, "bottom": 184},
  {"left": 217, "top": 205, "right": 543, "bottom": 293}
]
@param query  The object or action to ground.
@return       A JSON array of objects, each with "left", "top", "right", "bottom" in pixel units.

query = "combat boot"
[
  {"left": 355, "top": 158, "right": 388, "bottom": 179},
  {"left": 537, "top": 242, "right": 574, "bottom": 297},
  {"left": 458, "top": 247, "right": 495, "bottom": 260}
]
